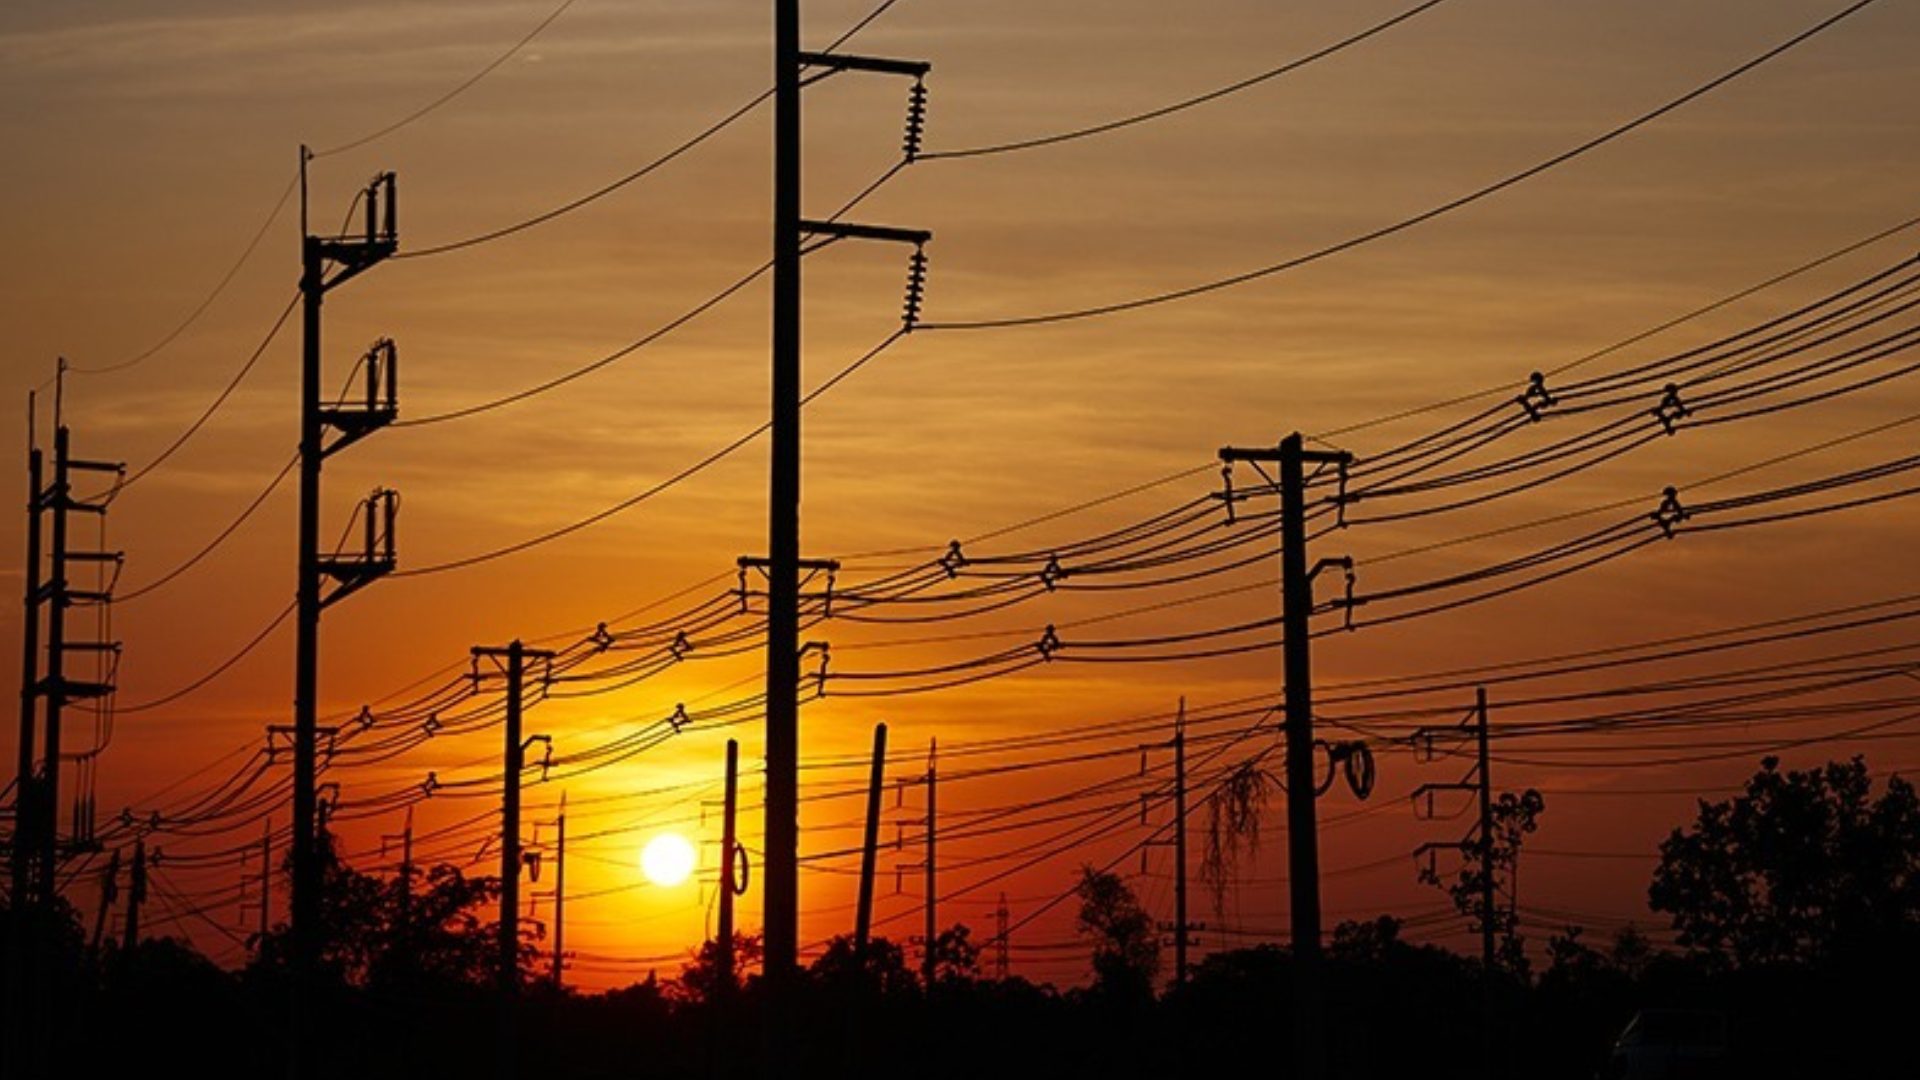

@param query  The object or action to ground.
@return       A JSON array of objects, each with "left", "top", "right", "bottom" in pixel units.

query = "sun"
[{"left": 640, "top": 832, "right": 696, "bottom": 887}]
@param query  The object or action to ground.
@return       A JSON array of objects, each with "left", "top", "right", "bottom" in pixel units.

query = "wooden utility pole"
[
  {"left": 1475, "top": 687, "right": 1494, "bottom": 971},
  {"left": 123, "top": 837, "right": 146, "bottom": 952},
  {"left": 763, "top": 1, "right": 930, "bottom": 993},
  {"left": 550, "top": 793, "right": 566, "bottom": 989},
  {"left": 717, "top": 740, "right": 740, "bottom": 991},
  {"left": 853, "top": 723, "right": 887, "bottom": 955},
  {"left": 1173, "top": 700, "right": 1190, "bottom": 986},
  {"left": 1218, "top": 434, "right": 1351, "bottom": 1080},
  {"left": 765, "top": 0, "right": 803, "bottom": 988},
  {"left": 921, "top": 739, "right": 937, "bottom": 987}
]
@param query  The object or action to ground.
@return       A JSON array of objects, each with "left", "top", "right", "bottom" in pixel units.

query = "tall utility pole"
[
  {"left": 12, "top": 422, "right": 43, "bottom": 913},
  {"left": 1218, "top": 433, "right": 1351, "bottom": 1080},
  {"left": 471, "top": 640, "right": 553, "bottom": 996},
  {"left": 549, "top": 793, "right": 566, "bottom": 989},
  {"left": 765, "top": 0, "right": 803, "bottom": 988},
  {"left": 763, "top": 1, "right": 931, "bottom": 985},
  {"left": 853, "top": 722, "right": 888, "bottom": 955},
  {"left": 473, "top": 640, "right": 550, "bottom": 1080},
  {"left": 292, "top": 150, "right": 399, "bottom": 1055},
  {"left": 31, "top": 420, "right": 122, "bottom": 907},
  {"left": 123, "top": 837, "right": 146, "bottom": 952},
  {"left": 717, "top": 740, "right": 740, "bottom": 991}
]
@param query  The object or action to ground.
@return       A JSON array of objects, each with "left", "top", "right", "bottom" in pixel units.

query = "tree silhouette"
[
  {"left": 1650, "top": 755, "right": 1920, "bottom": 967},
  {"left": 1073, "top": 866, "right": 1159, "bottom": 999},
  {"left": 248, "top": 829, "right": 532, "bottom": 990},
  {"left": 1423, "top": 787, "right": 1544, "bottom": 976},
  {"left": 807, "top": 932, "right": 914, "bottom": 996},
  {"left": 928, "top": 922, "right": 981, "bottom": 986},
  {"left": 673, "top": 931, "right": 762, "bottom": 1002}
]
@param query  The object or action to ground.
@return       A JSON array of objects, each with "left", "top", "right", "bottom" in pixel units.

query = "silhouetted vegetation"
[{"left": 4, "top": 756, "right": 1916, "bottom": 1077}]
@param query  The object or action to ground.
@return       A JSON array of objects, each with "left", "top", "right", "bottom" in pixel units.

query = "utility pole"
[
  {"left": 89, "top": 849, "right": 120, "bottom": 956},
  {"left": 471, "top": 640, "right": 553, "bottom": 996},
  {"left": 717, "top": 740, "right": 739, "bottom": 991},
  {"left": 472, "top": 640, "right": 551, "bottom": 1080},
  {"left": 123, "top": 837, "right": 146, "bottom": 952},
  {"left": 292, "top": 152, "right": 398, "bottom": 1075},
  {"left": 550, "top": 793, "right": 566, "bottom": 990},
  {"left": 921, "top": 739, "right": 937, "bottom": 987},
  {"left": 764, "top": 1, "right": 931, "bottom": 987},
  {"left": 1173, "top": 700, "right": 1190, "bottom": 986},
  {"left": 32, "top": 421, "right": 122, "bottom": 907},
  {"left": 12, "top": 416, "right": 42, "bottom": 913},
  {"left": 1475, "top": 687, "right": 1494, "bottom": 971},
  {"left": 765, "top": 0, "right": 803, "bottom": 991},
  {"left": 994, "top": 894, "right": 1009, "bottom": 981},
  {"left": 853, "top": 722, "right": 887, "bottom": 956},
  {"left": 1148, "top": 699, "right": 1202, "bottom": 985},
  {"left": 242, "top": 818, "right": 273, "bottom": 950},
  {"left": 1218, "top": 434, "right": 1351, "bottom": 1080}
]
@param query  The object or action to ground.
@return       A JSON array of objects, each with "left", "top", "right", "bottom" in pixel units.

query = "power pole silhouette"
[
  {"left": 895, "top": 739, "right": 937, "bottom": 986},
  {"left": 1412, "top": 688, "right": 1500, "bottom": 1070},
  {"left": 472, "top": 639, "right": 551, "bottom": 1080},
  {"left": 853, "top": 722, "right": 887, "bottom": 956},
  {"left": 994, "top": 893, "right": 1009, "bottom": 981},
  {"left": 1145, "top": 700, "right": 1203, "bottom": 985},
  {"left": 11, "top": 405, "right": 43, "bottom": 915},
  {"left": 292, "top": 151, "right": 398, "bottom": 1076},
  {"left": 472, "top": 641, "right": 553, "bottom": 995},
  {"left": 1218, "top": 434, "right": 1351, "bottom": 1080},
  {"left": 1474, "top": 687, "right": 1494, "bottom": 970},
  {"left": 29, "top": 416, "right": 123, "bottom": 906},
  {"left": 89, "top": 848, "right": 120, "bottom": 956},
  {"left": 241, "top": 818, "right": 273, "bottom": 950},
  {"left": 550, "top": 794, "right": 566, "bottom": 989},
  {"left": 923, "top": 738, "right": 937, "bottom": 987},
  {"left": 764, "top": 0, "right": 930, "bottom": 991},
  {"left": 380, "top": 808, "right": 412, "bottom": 929},
  {"left": 1412, "top": 687, "right": 1496, "bottom": 966},
  {"left": 122, "top": 836, "right": 146, "bottom": 952},
  {"left": 717, "top": 740, "right": 740, "bottom": 992}
]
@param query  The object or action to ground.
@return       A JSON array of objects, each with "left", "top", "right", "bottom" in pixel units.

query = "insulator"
[
  {"left": 903, "top": 78, "right": 929, "bottom": 162},
  {"left": 902, "top": 243, "right": 929, "bottom": 330}
]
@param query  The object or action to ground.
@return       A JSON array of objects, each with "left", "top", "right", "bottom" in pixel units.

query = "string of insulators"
[
  {"left": 903, "top": 77, "right": 928, "bottom": 162},
  {"left": 902, "top": 242, "right": 929, "bottom": 330}
]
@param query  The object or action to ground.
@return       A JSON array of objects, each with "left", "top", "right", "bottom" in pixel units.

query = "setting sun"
[{"left": 640, "top": 833, "right": 697, "bottom": 888}]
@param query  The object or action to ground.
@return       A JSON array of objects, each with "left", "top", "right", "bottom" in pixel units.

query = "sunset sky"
[{"left": 4, "top": 0, "right": 1919, "bottom": 988}]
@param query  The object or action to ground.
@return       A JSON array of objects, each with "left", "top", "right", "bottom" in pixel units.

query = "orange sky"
[{"left": 3, "top": 0, "right": 1919, "bottom": 988}]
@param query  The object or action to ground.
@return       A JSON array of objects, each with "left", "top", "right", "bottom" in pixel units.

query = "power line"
[
  {"left": 392, "top": 329, "right": 910, "bottom": 576},
  {"left": 917, "top": 0, "right": 1883, "bottom": 330},
  {"left": 310, "top": 0, "right": 582, "bottom": 159},
  {"left": 920, "top": 0, "right": 1452, "bottom": 161},
  {"left": 66, "top": 175, "right": 298, "bottom": 377},
  {"left": 394, "top": 0, "right": 908, "bottom": 260},
  {"left": 112, "top": 294, "right": 299, "bottom": 493}
]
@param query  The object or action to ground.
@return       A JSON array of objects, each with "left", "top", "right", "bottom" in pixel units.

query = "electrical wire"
[{"left": 917, "top": 0, "right": 1882, "bottom": 330}]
